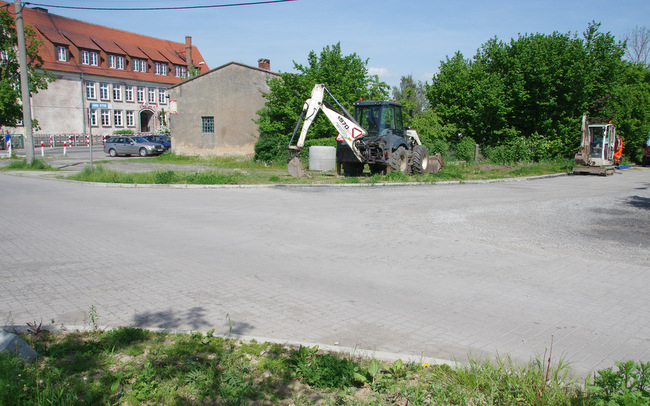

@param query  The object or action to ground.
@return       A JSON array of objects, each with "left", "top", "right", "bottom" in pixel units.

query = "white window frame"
[
  {"left": 57, "top": 46, "right": 67, "bottom": 62},
  {"left": 101, "top": 109, "right": 111, "bottom": 127},
  {"left": 116, "top": 56, "right": 125, "bottom": 70},
  {"left": 158, "top": 88, "right": 166, "bottom": 104},
  {"left": 114, "top": 110, "right": 123, "bottom": 127},
  {"left": 148, "top": 88, "right": 156, "bottom": 104},
  {"left": 126, "top": 110, "right": 135, "bottom": 127},
  {"left": 86, "top": 82, "right": 96, "bottom": 99},
  {"left": 133, "top": 58, "right": 148, "bottom": 73},
  {"left": 125, "top": 85, "right": 134, "bottom": 102},
  {"left": 99, "top": 83, "right": 110, "bottom": 100},
  {"left": 154, "top": 62, "right": 167, "bottom": 76},
  {"left": 113, "top": 84, "right": 122, "bottom": 101},
  {"left": 174, "top": 65, "right": 187, "bottom": 78},
  {"left": 90, "top": 51, "right": 98, "bottom": 66},
  {"left": 137, "top": 87, "right": 145, "bottom": 103},
  {"left": 109, "top": 55, "right": 116, "bottom": 69},
  {"left": 81, "top": 50, "right": 89, "bottom": 65},
  {"left": 88, "top": 109, "right": 97, "bottom": 126}
]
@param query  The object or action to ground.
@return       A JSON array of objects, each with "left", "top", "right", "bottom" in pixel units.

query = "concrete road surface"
[{"left": 1, "top": 168, "right": 649, "bottom": 377}]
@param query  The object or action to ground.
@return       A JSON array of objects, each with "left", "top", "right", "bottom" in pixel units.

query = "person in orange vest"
[{"left": 613, "top": 134, "right": 623, "bottom": 165}]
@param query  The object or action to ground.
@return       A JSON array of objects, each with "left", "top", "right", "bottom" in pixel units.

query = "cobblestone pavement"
[{"left": 1, "top": 164, "right": 649, "bottom": 377}]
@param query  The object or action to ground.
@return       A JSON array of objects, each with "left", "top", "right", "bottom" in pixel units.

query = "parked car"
[
  {"left": 103, "top": 136, "right": 165, "bottom": 157},
  {"left": 642, "top": 135, "right": 650, "bottom": 167},
  {"left": 142, "top": 135, "right": 171, "bottom": 151}
]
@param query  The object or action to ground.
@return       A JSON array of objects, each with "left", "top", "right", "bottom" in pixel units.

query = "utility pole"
[{"left": 15, "top": 0, "right": 35, "bottom": 164}]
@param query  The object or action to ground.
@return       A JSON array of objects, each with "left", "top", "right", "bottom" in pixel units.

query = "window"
[
  {"left": 174, "top": 65, "right": 187, "bottom": 78},
  {"left": 113, "top": 84, "right": 122, "bottom": 101},
  {"left": 136, "top": 87, "right": 145, "bottom": 103},
  {"left": 202, "top": 116, "right": 214, "bottom": 133},
  {"left": 117, "top": 56, "right": 125, "bottom": 70},
  {"left": 88, "top": 109, "right": 97, "bottom": 126},
  {"left": 101, "top": 109, "right": 111, "bottom": 126},
  {"left": 154, "top": 62, "right": 167, "bottom": 76},
  {"left": 158, "top": 88, "right": 166, "bottom": 104},
  {"left": 90, "top": 51, "right": 98, "bottom": 66},
  {"left": 125, "top": 86, "right": 133, "bottom": 102},
  {"left": 99, "top": 83, "right": 110, "bottom": 100},
  {"left": 148, "top": 88, "right": 156, "bottom": 104},
  {"left": 86, "top": 82, "right": 96, "bottom": 99},
  {"left": 81, "top": 50, "right": 89, "bottom": 65},
  {"left": 109, "top": 55, "right": 116, "bottom": 69},
  {"left": 133, "top": 58, "right": 147, "bottom": 73},
  {"left": 114, "top": 110, "right": 123, "bottom": 127},
  {"left": 126, "top": 110, "right": 135, "bottom": 127},
  {"left": 57, "top": 46, "right": 67, "bottom": 62}
]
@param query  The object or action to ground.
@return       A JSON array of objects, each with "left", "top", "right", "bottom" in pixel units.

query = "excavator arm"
[{"left": 287, "top": 84, "right": 367, "bottom": 176}]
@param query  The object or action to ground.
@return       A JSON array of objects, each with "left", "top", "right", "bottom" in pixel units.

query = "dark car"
[
  {"left": 642, "top": 135, "right": 650, "bottom": 167},
  {"left": 142, "top": 135, "right": 171, "bottom": 151},
  {"left": 103, "top": 136, "right": 165, "bottom": 157}
]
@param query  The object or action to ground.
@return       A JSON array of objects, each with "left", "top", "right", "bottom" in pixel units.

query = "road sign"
[{"left": 89, "top": 102, "right": 109, "bottom": 109}]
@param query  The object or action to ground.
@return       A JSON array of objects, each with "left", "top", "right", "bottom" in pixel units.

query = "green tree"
[
  {"left": 0, "top": 9, "right": 52, "bottom": 127},
  {"left": 392, "top": 74, "right": 428, "bottom": 116},
  {"left": 254, "top": 43, "right": 389, "bottom": 162},
  {"left": 425, "top": 22, "right": 627, "bottom": 160}
]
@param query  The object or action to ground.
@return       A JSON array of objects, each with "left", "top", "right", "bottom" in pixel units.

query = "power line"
[{"left": 23, "top": 0, "right": 297, "bottom": 11}]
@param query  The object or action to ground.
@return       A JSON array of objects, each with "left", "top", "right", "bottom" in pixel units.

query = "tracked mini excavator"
[
  {"left": 573, "top": 114, "right": 619, "bottom": 176},
  {"left": 287, "top": 84, "right": 443, "bottom": 177}
]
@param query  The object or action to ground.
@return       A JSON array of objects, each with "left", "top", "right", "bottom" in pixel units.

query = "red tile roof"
[{"left": 2, "top": 1, "right": 208, "bottom": 85}]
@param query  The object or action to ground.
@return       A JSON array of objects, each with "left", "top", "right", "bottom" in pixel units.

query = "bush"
[
  {"left": 254, "top": 133, "right": 288, "bottom": 163},
  {"left": 453, "top": 136, "right": 477, "bottom": 162},
  {"left": 113, "top": 129, "right": 134, "bottom": 135}
]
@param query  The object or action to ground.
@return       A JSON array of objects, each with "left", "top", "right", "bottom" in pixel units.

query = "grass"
[
  {"left": 0, "top": 158, "right": 53, "bottom": 171},
  {"left": 64, "top": 155, "right": 574, "bottom": 186},
  {"left": 2, "top": 327, "right": 646, "bottom": 405}
]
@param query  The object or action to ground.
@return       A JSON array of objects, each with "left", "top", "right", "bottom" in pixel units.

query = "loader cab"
[{"left": 353, "top": 100, "right": 405, "bottom": 138}]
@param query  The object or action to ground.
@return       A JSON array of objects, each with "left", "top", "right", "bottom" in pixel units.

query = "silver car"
[{"left": 104, "top": 136, "right": 165, "bottom": 157}]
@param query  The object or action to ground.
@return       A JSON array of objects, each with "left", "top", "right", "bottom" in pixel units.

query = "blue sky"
[{"left": 28, "top": 0, "right": 650, "bottom": 90}]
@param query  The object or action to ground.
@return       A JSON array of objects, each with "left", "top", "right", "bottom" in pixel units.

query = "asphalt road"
[{"left": 1, "top": 166, "right": 649, "bottom": 377}]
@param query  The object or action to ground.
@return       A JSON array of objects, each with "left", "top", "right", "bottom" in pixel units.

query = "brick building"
[{"left": 2, "top": 1, "right": 207, "bottom": 138}]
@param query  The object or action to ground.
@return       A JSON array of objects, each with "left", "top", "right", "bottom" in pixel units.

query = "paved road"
[{"left": 1, "top": 168, "right": 649, "bottom": 377}]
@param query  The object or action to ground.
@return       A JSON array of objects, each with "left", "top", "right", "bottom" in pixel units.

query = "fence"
[{"left": 9, "top": 133, "right": 168, "bottom": 148}]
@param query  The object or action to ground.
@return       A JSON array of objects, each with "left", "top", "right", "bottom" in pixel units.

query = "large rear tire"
[
  {"left": 389, "top": 146, "right": 409, "bottom": 173},
  {"left": 342, "top": 162, "right": 364, "bottom": 177},
  {"left": 411, "top": 145, "right": 429, "bottom": 174}
]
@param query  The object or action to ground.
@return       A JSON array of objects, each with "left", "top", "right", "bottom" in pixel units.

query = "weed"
[
  {"left": 290, "top": 345, "right": 364, "bottom": 389},
  {"left": 589, "top": 360, "right": 650, "bottom": 404},
  {"left": 88, "top": 305, "right": 100, "bottom": 331},
  {"left": 1, "top": 158, "right": 53, "bottom": 171}
]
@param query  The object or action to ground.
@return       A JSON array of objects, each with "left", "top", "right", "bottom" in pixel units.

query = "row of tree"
[{"left": 255, "top": 23, "right": 650, "bottom": 164}]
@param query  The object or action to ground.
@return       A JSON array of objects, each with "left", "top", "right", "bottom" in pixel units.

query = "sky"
[{"left": 23, "top": 0, "right": 650, "bottom": 91}]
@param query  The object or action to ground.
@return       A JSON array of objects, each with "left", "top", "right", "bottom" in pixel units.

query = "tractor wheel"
[
  {"left": 389, "top": 146, "right": 409, "bottom": 173},
  {"left": 411, "top": 145, "right": 429, "bottom": 175},
  {"left": 342, "top": 162, "right": 364, "bottom": 177}
]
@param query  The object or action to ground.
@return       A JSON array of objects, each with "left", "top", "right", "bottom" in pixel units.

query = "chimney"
[
  {"left": 185, "top": 36, "right": 193, "bottom": 69},
  {"left": 258, "top": 58, "right": 270, "bottom": 71}
]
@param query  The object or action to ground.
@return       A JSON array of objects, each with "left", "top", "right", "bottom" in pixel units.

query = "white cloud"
[{"left": 368, "top": 67, "right": 392, "bottom": 78}]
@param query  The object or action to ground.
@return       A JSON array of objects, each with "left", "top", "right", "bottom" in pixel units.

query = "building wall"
[
  {"left": 169, "top": 63, "right": 276, "bottom": 156},
  {"left": 31, "top": 73, "right": 84, "bottom": 134},
  {"left": 27, "top": 71, "right": 173, "bottom": 136}
]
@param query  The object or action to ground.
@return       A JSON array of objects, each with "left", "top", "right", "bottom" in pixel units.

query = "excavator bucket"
[{"left": 288, "top": 156, "right": 310, "bottom": 177}]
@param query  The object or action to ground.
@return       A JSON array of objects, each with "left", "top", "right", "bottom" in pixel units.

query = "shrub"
[
  {"left": 113, "top": 129, "right": 134, "bottom": 135},
  {"left": 453, "top": 136, "right": 477, "bottom": 162}
]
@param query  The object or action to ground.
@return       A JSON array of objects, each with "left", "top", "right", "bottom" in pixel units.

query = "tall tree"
[
  {"left": 425, "top": 22, "right": 626, "bottom": 157},
  {"left": 0, "top": 9, "right": 52, "bottom": 127},
  {"left": 624, "top": 25, "right": 650, "bottom": 67},
  {"left": 392, "top": 74, "right": 428, "bottom": 115},
  {"left": 255, "top": 43, "right": 389, "bottom": 162}
]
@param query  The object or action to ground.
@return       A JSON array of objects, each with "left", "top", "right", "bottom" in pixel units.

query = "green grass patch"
[
  {"left": 65, "top": 158, "right": 572, "bottom": 186},
  {"left": 1, "top": 327, "right": 646, "bottom": 405},
  {"left": 1, "top": 158, "right": 53, "bottom": 171}
]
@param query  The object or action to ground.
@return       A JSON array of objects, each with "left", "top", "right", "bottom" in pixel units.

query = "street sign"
[{"left": 89, "top": 102, "right": 109, "bottom": 109}]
